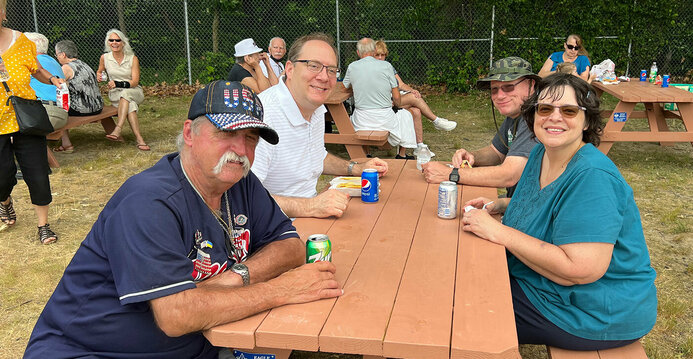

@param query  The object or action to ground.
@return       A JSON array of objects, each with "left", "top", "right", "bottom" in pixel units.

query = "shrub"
[{"left": 174, "top": 51, "right": 234, "bottom": 84}]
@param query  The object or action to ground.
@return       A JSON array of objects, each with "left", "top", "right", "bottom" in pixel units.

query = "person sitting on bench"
[
  {"left": 53, "top": 40, "right": 103, "bottom": 153},
  {"left": 461, "top": 74, "right": 656, "bottom": 350}
]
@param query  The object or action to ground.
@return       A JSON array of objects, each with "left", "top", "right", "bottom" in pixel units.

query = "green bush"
[
  {"left": 426, "top": 49, "right": 482, "bottom": 93},
  {"left": 174, "top": 51, "right": 234, "bottom": 84}
]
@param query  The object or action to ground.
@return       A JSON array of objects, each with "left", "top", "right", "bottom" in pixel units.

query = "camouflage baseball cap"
[{"left": 476, "top": 56, "right": 541, "bottom": 90}]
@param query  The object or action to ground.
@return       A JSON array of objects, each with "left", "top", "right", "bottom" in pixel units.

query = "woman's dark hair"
[{"left": 521, "top": 73, "right": 603, "bottom": 146}]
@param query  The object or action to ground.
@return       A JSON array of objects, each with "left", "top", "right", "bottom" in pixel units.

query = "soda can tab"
[
  {"left": 463, "top": 205, "right": 476, "bottom": 213},
  {"left": 662, "top": 75, "right": 670, "bottom": 88},
  {"left": 437, "top": 181, "right": 458, "bottom": 219},
  {"left": 361, "top": 169, "right": 379, "bottom": 203},
  {"left": 306, "top": 234, "right": 332, "bottom": 263},
  {"left": 639, "top": 70, "right": 647, "bottom": 82}
]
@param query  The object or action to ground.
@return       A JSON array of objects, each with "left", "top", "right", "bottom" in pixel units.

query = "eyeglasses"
[
  {"left": 108, "top": 39, "right": 122, "bottom": 43},
  {"left": 490, "top": 77, "right": 528, "bottom": 95},
  {"left": 294, "top": 59, "right": 340, "bottom": 78},
  {"left": 535, "top": 103, "right": 586, "bottom": 118},
  {"left": 565, "top": 44, "right": 580, "bottom": 50}
]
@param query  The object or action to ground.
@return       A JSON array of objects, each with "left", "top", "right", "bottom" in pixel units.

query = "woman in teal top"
[{"left": 461, "top": 73, "right": 657, "bottom": 350}]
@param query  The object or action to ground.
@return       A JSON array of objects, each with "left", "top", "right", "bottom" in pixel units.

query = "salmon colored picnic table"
[
  {"left": 323, "top": 83, "right": 390, "bottom": 159},
  {"left": 592, "top": 80, "right": 693, "bottom": 154},
  {"left": 205, "top": 159, "right": 520, "bottom": 359}
]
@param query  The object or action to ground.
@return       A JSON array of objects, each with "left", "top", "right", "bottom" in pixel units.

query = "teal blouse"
[{"left": 503, "top": 143, "right": 657, "bottom": 341}]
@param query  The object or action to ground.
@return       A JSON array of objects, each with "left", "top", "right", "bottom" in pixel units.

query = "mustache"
[{"left": 212, "top": 151, "right": 251, "bottom": 177}]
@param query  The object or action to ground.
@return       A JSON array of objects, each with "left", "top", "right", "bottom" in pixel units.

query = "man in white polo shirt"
[{"left": 251, "top": 33, "right": 388, "bottom": 218}]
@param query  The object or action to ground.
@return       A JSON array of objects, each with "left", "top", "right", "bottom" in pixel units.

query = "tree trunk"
[
  {"left": 116, "top": 0, "right": 127, "bottom": 35},
  {"left": 212, "top": 8, "right": 219, "bottom": 53}
]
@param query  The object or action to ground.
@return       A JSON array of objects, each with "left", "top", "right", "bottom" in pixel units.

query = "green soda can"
[{"left": 306, "top": 234, "right": 332, "bottom": 263}]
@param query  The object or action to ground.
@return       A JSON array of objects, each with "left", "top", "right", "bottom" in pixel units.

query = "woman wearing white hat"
[{"left": 227, "top": 38, "right": 278, "bottom": 93}]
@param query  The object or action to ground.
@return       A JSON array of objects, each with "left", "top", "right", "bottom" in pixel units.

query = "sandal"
[
  {"left": 0, "top": 197, "right": 16, "bottom": 226},
  {"left": 106, "top": 125, "right": 124, "bottom": 142},
  {"left": 52, "top": 145, "right": 74, "bottom": 153},
  {"left": 136, "top": 143, "right": 151, "bottom": 151},
  {"left": 38, "top": 223, "right": 58, "bottom": 245}
]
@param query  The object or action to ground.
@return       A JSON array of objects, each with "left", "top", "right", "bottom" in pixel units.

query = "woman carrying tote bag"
[{"left": 0, "top": 0, "right": 65, "bottom": 244}]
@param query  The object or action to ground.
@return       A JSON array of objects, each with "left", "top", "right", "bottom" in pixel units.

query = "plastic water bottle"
[
  {"left": 56, "top": 83, "right": 70, "bottom": 111},
  {"left": 416, "top": 144, "right": 432, "bottom": 170},
  {"left": 649, "top": 62, "right": 657, "bottom": 83},
  {"left": 101, "top": 71, "right": 108, "bottom": 82},
  {"left": 0, "top": 56, "right": 10, "bottom": 81}
]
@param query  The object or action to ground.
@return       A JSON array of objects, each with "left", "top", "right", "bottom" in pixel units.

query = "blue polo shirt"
[
  {"left": 503, "top": 144, "right": 657, "bottom": 341},
  {"left": 25, "top": 153, "right": 298, "bottom": 359},
  {"left": 31, "top": 54, "right": 64, "bottom": 101}
]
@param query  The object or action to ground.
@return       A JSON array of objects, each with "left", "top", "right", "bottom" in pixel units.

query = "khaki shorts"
[{"left": 43, "top": 104, "right": 68, "bottom": 130}]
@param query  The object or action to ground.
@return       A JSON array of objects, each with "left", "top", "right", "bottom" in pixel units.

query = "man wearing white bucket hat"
[{"left": 227, "top": 38, "right": 278, "bottom": 93}]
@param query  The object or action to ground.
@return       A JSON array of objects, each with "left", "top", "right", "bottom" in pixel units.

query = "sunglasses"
[
  {"left": 565, "top": 44, "right": 580, "bottom": 50},
  {"left": 490, "top": 77, "right": 528, "bottom": 95},
  {"left": 535, "top": 103, "right": 586, "bottom": 118},
  {"left": 108, "top": 39, "right": 122, "bottom": 43}
]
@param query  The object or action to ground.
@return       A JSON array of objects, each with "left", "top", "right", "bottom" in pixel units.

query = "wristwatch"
[
  {"left": 449, "top": 168, "right": 460, "bottom": 183},
  {"left": 231, "top": 263, "right": 250, "bottom": 286},
  {"left": 347, "top": 161, "right": 358, "bottom": 176}
]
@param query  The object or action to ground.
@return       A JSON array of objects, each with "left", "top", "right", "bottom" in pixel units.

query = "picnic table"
[
  {"left": 592, "top": 79, "right": 693, "bottom": 154},
  {"left": 323, "top": 83, "right": 390, "bottom": 159},
  {"left": 205, "top": 159, "right": 520, "bottom": 359}
]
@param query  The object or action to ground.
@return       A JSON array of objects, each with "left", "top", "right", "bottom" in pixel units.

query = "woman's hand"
[
  {"left": 108, "top": 80, "right": 116, "bottom": 89},
  {"left": 461, "top": 208, "right": 505, "bottom": 244}
]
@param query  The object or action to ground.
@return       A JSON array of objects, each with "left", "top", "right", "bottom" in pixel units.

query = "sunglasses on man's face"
[
  {"left": 108, "top": 39, "right": 122, "bottom": 43},
  {"left": 565, "top": 44, "right": 580, "bottom": 50},
  {"left": 535, "top": 103, "right": 586, "bottom": 118},
  {"left": 490, "top": 77, "right": 528, "bottom": 95}
]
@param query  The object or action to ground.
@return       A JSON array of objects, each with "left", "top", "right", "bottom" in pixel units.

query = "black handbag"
[{"left": 2, "top": 81, "right": 53, "bottom": 136}]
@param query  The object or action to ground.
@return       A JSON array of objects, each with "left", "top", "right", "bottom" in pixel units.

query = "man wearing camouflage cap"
[{"left": 422, "top": 56, "right": 540, "bottom": 197}]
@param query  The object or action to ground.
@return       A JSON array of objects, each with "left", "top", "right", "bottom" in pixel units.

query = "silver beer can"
[{"left": 437, "top": 181, "right": 458, "bottom": 219}]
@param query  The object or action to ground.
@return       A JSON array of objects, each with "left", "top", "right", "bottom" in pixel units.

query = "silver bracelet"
[{"left": 347, "top": 161, "right": 358, "bottom": 176}]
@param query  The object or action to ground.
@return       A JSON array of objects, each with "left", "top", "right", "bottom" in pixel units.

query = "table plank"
[
  {"left": 254, "top": 160, "right": 406, "bottom": 351},
  {"left": 319, "top": 160, "right": 428, "bottom": 356},
  {"left": 451, "top": 186, "right": 520, "bottom": 359},
  {"left": 382, "top": 180, "right": 461, "bottom": 359}
]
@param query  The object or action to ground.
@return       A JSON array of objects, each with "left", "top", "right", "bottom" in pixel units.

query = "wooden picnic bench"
[
  {"left": 324, "top": 83, "right": 390, "bottom": 159},
  {"left": 46, "top": 106, "right": 118, "bottom": 168},
  {"left": 548, "top": 340, "right": 648, "bottom": 359},
  {"left": 205, "top": 159, "right": 520, "bottom": 359},
  {"left": 592, "top": 80, "right": 693, "bottom": 154}
]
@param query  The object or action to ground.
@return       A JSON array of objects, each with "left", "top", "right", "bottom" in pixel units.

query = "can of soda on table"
[
  {"left": 306, "top": 234, "right": 332, "bottom": 263},
  {"left": 361, "top": 168, "right": 379, "bottom": 203},
  {"left": 662, "top": 75, "right": 670, "bottom": 87},
  {"left": 437, "top": 181, "right": 458, "bottom": 219},
  {"left": 639, "top": 70, "right": 647, "bottom": 82}
]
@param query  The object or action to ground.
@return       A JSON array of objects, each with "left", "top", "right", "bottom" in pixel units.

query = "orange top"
[{"left": 0, "top": 32, "right": 38, "bottom": 135}]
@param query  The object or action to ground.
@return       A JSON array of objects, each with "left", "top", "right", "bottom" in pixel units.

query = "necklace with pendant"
[{"left": 179, "top": 157, "right": 233, "bottom": 238}]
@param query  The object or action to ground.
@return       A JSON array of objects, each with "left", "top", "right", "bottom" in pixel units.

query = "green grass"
[{"left": 1, "top": 92, "right": 692, "bottom": 359}]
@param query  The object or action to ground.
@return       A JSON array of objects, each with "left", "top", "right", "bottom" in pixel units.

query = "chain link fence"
[{"left": 7, "top": 0, "right": 693, "bottom": 88}]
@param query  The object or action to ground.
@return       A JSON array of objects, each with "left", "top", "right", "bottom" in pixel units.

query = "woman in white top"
[{"left": 96, "top": 29, "right": 148, "bottom": 151}]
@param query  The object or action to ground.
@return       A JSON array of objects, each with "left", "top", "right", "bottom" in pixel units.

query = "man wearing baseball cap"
[
  {"left": 227, "top": 38, "right": 278, "bottom": 93},
  {"left": 25, "top": 81, "right": 342, "bottom": 359},
  {"left": 422, "top": 56, "right": 540, "bottom": 197}
]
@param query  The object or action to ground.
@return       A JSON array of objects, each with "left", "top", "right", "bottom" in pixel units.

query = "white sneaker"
[{"left": 433, "top": 117, "right": 457, "bottom": 131}]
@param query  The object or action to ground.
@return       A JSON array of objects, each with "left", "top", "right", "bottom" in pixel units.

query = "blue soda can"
[
  {"left": 640, "top": 70, "right": 647, "bottom": 81},
  {"left": 662, "top": 75, "right": 670, "bottom": 87},
  {"left": 361, "top": 169, "right": 379, "bottom": 203}
]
